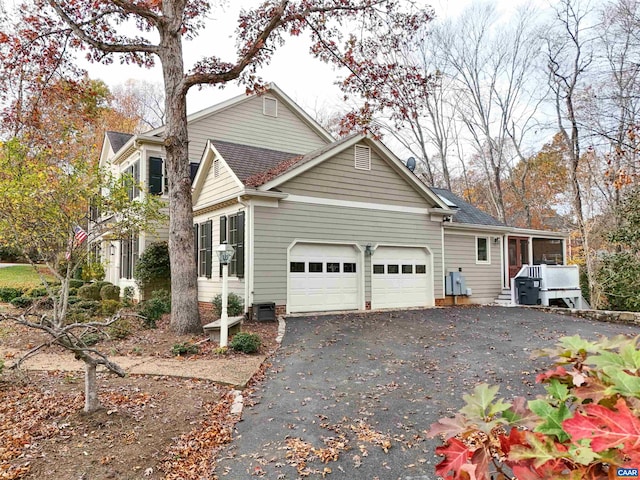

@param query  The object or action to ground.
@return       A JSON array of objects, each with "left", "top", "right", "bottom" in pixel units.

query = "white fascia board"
[
  {"left": 367, "top": 136, "right": 450, "bottom": 210},
  {"left": 191, "top": 140, "right": 245, "bottom": 206},
  {"left": 444, "top": 222, "right": 513, "bottom": 234},
  {"left": 444, "top": 222, "right": 568, "bottom": 239},
  {"left": 193, "top": 188, "right": 288, "bottom": 215},
  {"left": 509, "top": 227, "right": 569, "bottom": 239},
  {"left": 144, "top": 83, "right": 335, "bottom": 144},
  {"left": 268, "top": 83, "right": 335, "bottom": 143},
  {"left": 258, "top": 134, "right": 367, "bottom": 191}
]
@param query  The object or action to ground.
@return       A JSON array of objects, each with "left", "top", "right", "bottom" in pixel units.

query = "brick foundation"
[
  {"left": 365, "top": 301, "right": 371, "bottom": 310},
  {"left": 198, "top": 301, "right": 214, "bottom": 311}
]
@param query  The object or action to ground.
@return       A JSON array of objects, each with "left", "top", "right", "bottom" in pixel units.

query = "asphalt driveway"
[{"left": 215, "top": 306, "right": 640, "bottom": 479}]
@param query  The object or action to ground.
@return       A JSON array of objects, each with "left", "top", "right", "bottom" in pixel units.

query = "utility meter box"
[{"left": 446, "top": 271, "right": 467, "bottom": 296}]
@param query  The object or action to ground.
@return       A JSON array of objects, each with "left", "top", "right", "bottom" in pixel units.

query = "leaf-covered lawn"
[{"left": 0, "top": 265, "right": 53, "bottom": 289}]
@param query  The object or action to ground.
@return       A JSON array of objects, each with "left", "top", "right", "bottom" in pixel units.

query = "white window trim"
[
  {"left": 475, "top": 236, "right": 491, "bottom": 264},
  {"left": 354, "top": 145, "right": 371, "bottom": 171}
]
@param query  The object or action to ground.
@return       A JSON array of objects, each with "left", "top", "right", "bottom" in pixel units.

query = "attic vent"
[
  {"left": 354, "top": 145, "right": 371, "bottom": 171},
  {"left": 263, "top": 97, "right": 278, "bottom": 117},
  {"left": 214, "top": 159, "right": 220, "bottom": 178}
]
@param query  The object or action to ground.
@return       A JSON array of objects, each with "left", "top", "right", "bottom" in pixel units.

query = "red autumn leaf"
[
  {"left": 563, "top": 398, "right": 640, "bottom": 460},
  {"left": 499, "top": 427, "right": 528, "bottom": 457},
  {"left": 435, "top": 437, "right": 473, "bottom": 480},
  {"left": 535, "top": 366, "right": 568, "bottom": 384}
]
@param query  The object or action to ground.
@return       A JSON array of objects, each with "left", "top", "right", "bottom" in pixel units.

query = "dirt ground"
[{"left": 0, "top": 310, "right": 278, "bottom": 480}]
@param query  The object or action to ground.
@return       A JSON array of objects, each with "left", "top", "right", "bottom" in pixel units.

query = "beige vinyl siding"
[
  {"left": 194, "top": 159, "right": 242, "bottom": 208},
  {"left": 143, "top": 205, "right": 170, "bottom": 247},
  {"left": 194, "top": 204, "right": 245, "bottom": 302},
  {"left": 253, "top": 201, "right": 443, "bottom": 305},
  {"left": 279, "top": 145, "right": 430, "bottom": 207},
  {"left": 187, "top": 95, "right": 328, "bottom": 160},
  {"left": 443, "top": 232, "right": 502, "bottom": 303}
]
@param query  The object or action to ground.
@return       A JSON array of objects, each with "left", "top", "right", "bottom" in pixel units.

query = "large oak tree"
[{"left": 1, "top": 0, "right": 419, "bottom": 334}]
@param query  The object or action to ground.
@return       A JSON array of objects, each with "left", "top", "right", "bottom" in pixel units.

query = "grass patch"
[{"left": 0, "top": 265, "right": 54, "bottom": 290}]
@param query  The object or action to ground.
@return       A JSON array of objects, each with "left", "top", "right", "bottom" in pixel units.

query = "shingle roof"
[
  {"left": 210, "top": 140, "right": 301, "bottom": 185},
  {"left": 106, "top": 131, "right": 133, "bottom": 154},
  {"left": 430, "top": 187, "right": 506, "bottom": 227}
]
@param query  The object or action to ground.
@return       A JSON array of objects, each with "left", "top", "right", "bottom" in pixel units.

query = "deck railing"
[{"left": 514, "top": 264, "right": 580, "bottom": 291}]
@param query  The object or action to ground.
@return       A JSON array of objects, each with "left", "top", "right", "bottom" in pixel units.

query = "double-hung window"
[
  {"left": 196, "top": 220, "right": 213, "bottom": 278},
  {"left": 125, "top": 161, "right": 140, "bottom": 200},
  {"left": 476, "top": 236, "right": 490, "bottom": 264}
]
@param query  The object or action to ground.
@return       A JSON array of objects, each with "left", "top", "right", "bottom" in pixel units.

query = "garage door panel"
[
  {"left": 289, "top": 244, "right": 360, "bottom": 313},
  {"left": 371, "top": 247, "right": 432, "bottom": 310}
]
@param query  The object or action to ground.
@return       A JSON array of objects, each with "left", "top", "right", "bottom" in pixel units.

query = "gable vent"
[
  {"left": 354, "top": 145, "right": 371, "bottom": 171},
  {"left": 263, "top": 97, "right": 278, "bottom": 117},
  {"left": 214, "top": 159, "right": 220, "bottom": 178}
]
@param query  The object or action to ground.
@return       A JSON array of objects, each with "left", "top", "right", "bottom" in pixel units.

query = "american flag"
[
  {"left": 73, "top": 225, "right": 88, "bottom": 245},
  {"left": 65, "top": 225, "right": 88, "bottom": 260}
]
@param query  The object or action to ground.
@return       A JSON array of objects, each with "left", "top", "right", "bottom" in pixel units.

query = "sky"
[{"left": 83, "top": 0, "right": 552, "bottom": 120}]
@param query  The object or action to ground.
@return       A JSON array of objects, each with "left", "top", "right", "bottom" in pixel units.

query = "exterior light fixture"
[{"left": 215, "top": 242, "right": 235, "bottom": 347}]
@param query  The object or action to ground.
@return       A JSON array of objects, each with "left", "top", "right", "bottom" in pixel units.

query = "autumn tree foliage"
[
  {"left": 428, "top": 334, "right": 640, "bottom": 479},
  {"left": 0, "top": 0, "right": 429, "bottom": 334}
]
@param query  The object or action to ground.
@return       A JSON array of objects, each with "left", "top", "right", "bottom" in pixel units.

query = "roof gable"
[{"left": 106, "top": 131, "right": 133, "bottom": 154}]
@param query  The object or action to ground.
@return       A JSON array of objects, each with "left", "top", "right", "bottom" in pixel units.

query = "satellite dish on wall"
[{"left": 406, "top": 157, "right": 417, "bottom": 172}]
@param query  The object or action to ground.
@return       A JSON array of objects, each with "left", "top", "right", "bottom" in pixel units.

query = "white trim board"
[{"left": 283, "top": 194, "right": 432, "bottom": 215}]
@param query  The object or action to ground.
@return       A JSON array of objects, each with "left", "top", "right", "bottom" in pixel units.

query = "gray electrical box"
[{"left": 446, "top": 271, "right": 467, "bottom": 296}]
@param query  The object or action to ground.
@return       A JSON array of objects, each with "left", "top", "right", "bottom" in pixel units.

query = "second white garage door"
[
  {"left": 371, "top": 246, "right": 432, "bottom": 310},
  {"left": 288, "top": 243, "right": 361, "bottom": 313}
]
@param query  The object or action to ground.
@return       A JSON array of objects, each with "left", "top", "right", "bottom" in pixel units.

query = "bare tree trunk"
[
  {"left": 84, "top": 362, "right": 99, "bottom": 413},
  {"left": 159, "top": 10, "right": 200, "bottom": 334}
]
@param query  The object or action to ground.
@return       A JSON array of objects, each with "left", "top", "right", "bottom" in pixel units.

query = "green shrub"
[
  {"left": 80, "top": 255, "right": 105, "bottom": 282},
  {"left": 171, "top": 342, "right": 199, "bottom": 356},
  {"left": 212, "top": 292, "right": 244, "bottom": 317},
  {"left": 137, "top": 289, "right": 171, "bottom": 328},
  {"left": 134, "top": 241, "right": 170, "bottom": 297},
  {"left": 100, "top": 284, "right": 120, "bottom": 301},
  {"left": 101, "top": 299, "right": 121, "bottom": 315},
  {"left": 10, "top": 296, "right": 33, "bottom": 308},
  {"left": 66, "top": 311, "right": 90, "bottom": 324},
  {"left": 27, "top": 286, "right": 48, "bottom": 298},
  {"left": 107, "top": 318, "right": 133, "bottom": 340},
  {"left": 72, "top": 300, "right": 101, "bottom": 315},
  {"left": 0, "top": 358, "right": 4, "bottom": 375},
  {"left": 596, "top": 252, "right": 640, "bottom": 311},
  {"left": 77, "top": 283, "right": 101, "bottom": 301},
  {"left": 0, "top": 287, "right": 24, "bottom": 302},
  {"left": 67, "top": 295, "right": 81, "bottom": 305},
  {"left": 93, "top": 281, "right": 111, "bottom": 292},
  {"left": 69, "top": 279, "right": 85, "bottom": 289},
  {"left": 230, "top": 332, "right": 261, "bottom": 354},
  {"left": 80, "top": 332, "right": 103, "bottom": 346}
]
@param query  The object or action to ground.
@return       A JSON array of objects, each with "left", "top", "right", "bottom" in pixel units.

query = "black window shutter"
[
  {"left": 219, "top": 215, "right": 227, "bottom": 277},
  {"left": 189, "top": 162, "right": 199, "bottom": 183},
  {"left": 205, "top": 219, "right": 213, "bottom": 279},
  {"left": 149, "top": 157, "right": 163, "bottom": 195},
  {"left": 237, "top": 212, "right": 245, "bottom": 278},
  {"left": 193, "top": 224, "right": 199, "bottom": 264}
]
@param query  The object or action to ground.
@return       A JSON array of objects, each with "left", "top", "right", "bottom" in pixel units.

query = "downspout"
[{"left": 237, "top": 196, "right": 251, "bottom": 315}]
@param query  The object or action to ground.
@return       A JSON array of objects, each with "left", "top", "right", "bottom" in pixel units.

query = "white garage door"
[
  {"left": 289, "top": 243, "right": 360, "bottom": 313},
  {"left": 371, "top": 246, "right": 432, "bottom": 310}
]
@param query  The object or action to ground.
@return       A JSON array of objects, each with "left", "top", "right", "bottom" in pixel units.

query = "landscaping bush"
[
  {"left": 101, "top": 299, "right": 121, "bottom": 316},
  {"left": 596, "top": 252, "right": 640, "bottom": 311},
  {"left": 80, "top": 332, "right": 103, "bottom": 346},
  {"left": 134, "top": 241, "right": 170, "bottom": 298},
  {"left": 212, "top": 292, "right": 244, "bottom": 317},
  {"left": 230, "top": 332, "right": 261, "bottom": 354},
  {"left": 93, "top": 281, "right": 112, "bottom": 293},
  {"left": 77, "top": 283, "right": 101, "bottom": 301},
  {"left": 171, "top": 342, "right": 199, "bottom": 356},
  {"left": 67, "top": 295, "right": 81, "bottom": 305},
  {"left": 107, "top": 318, "right": 133, "bottom": 340},
  {"left": 100, "top": 284, "right": 120, "bottom": 301},
  {"left": 69, "top": 279, "right": 85, "bottom": 289},
  {"left": 72, "top": 300, "right": 101, "bottom": 315},
  {"left": 80, "top": 255, "right": 105, "bottom": 282},
  {"left": 122, "top": 286, "right": 135, "bottom": 307},
  {"left": 137, "top": 289, "right": 171, "bottom": 328},
  {"left": 0, "top": 287, "right": 24, "bottom": 302},
  {"left": 26, "top": 285, "right": 48, "bottom": 298},
  {"left": 10, "top": 296, "right": 33, "bottom": 308}
]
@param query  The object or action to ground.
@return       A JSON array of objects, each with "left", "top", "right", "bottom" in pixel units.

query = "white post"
[{"left": 220, "top": 262, "right": 229, "bottom": 347}]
